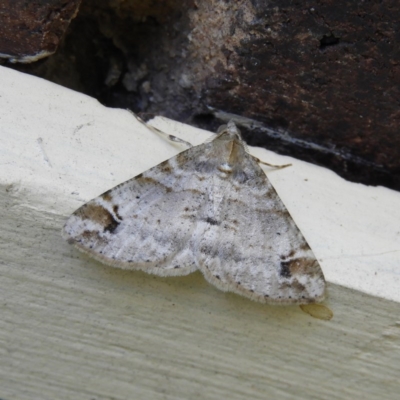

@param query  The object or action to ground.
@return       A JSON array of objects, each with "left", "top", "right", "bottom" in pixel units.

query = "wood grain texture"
[
  {"left": 1, "top": 205, "right": 400, "bottom": 399},
  {"left": 1, "top": 66, "right": 400, "bottom": 399}
]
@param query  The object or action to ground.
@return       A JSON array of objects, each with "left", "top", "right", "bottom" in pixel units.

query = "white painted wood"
[{"left": 1, "top": 65, "right": 400, "bottom": 400}]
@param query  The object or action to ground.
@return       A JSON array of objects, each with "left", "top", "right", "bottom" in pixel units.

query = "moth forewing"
[{"left": 63, "top": 121, "right": 326, "bottom": 304}]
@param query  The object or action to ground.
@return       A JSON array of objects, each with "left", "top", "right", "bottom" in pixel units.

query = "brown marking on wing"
[
  {"left": 137, "top": 175, "right": 174, "bottom": 193},
  {"left": 68, "top": 229, "right": 107, "bottom": 247},
  {"left": 280, "top": 258, "right": 321, "bottom": 278},
  {"left": 300, "top": 242, "right": 312, "bottom": 252},
  {"left": 280, "top": 249, "right": 296, "bottom": 260},
  {"left": 291, "top": 280, "right": 306, "bottom": 292},
  {"left": 113, "top": 205, "right": 123, "bottom": 220},
  {"left": 159, "top": 161, "right": 172, "bottom": 173},
  {"left": 273, "top": 209, "right": 291, "bottom": 219},
  {"left": 101, "top": 192, "right": 112, "bottom": 202},
  {"left": 136, "top": 176, "right": 159, "bottom": 185},
  {"left": 77, "top": 203, "right": 120, "bottom": 233},
  {"left": 176, "top": 151, "right": 191, "bottom": 167},
  {"left": 81, "top": 229, "right": 102, "bottom": 241}
]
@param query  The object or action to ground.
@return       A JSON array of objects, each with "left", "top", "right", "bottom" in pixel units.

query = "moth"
[{"left": 63, "top": 120, "right": 326, "bottom": 304}]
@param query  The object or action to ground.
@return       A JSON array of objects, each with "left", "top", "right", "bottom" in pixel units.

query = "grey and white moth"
[{"left": 63, "top": 121, "right": 326, "bottom": 304}]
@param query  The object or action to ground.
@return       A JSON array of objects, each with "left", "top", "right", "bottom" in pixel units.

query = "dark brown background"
[{"left": 2, "top": 0, "right": 399, "bottom": 191}]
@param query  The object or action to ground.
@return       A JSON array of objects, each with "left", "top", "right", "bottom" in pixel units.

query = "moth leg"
[
  {"left": 128, "top": 110, "right": 193, "bottom": 149},
  {"left": 252, "top": 155, "right": 292, "bottom": 170}
]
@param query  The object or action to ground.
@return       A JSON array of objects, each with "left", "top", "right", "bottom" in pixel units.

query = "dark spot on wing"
[
  {"left": 104, "top": 215, "right": 120, "bottom": 233},
  {"left": 288, "top": 249, "right": 296, "bottom": 258},
  {"left": 77, "top": 204, "right": 118, "bottom": 232},
  {"left": 280, "top": 261, "right": 292, "bottom": 278},
  {"left": 204, "top": 217, "right": 219, "bottom": 226},
  {"left": 75, "top": 204, "right": 121, "bottom": 235},
  {"left": 113, "top": 205, "right": 123, "bottom": 220}
]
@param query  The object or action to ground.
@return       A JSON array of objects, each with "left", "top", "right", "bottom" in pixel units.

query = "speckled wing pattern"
[{"left": 63, "top": 122, "right": 326, "bottom": 304}]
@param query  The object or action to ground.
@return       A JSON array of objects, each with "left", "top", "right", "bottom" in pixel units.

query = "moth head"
[{"left": 216, "top": 120, "right": 244, "bottom": 143}]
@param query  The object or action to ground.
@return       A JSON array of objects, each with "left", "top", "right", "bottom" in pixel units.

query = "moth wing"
[
  {"left": 194, "top": 154, "right": 326, "bottom": 304},
  {"left": 62, "top": 144, "right": 211, "bottom": 276}
]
